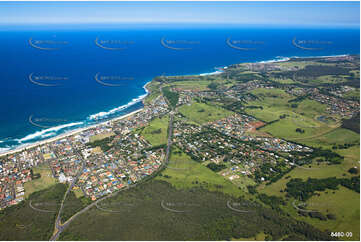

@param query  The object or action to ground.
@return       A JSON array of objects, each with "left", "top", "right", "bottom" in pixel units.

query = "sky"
[{"left": 0, "top": 1, "right": 359, "bottom": 27}]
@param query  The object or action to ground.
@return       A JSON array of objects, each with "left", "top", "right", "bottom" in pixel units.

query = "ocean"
[{"left": 0, "top": 24, "right": 359, "bottom": 152}]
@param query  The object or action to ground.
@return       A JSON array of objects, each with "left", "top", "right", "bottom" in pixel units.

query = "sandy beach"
[
  {"left": 0, "top": 108, "right": 143, "bottom": 157},
  {"left": 0, "top": 54, "right": 351, "bottom": 158},
  {"left": 0, "top": 80, "right": 154, "bottom": 158},
  {"left": 0, "top": 106, "right": 144, "bottom": 158}
]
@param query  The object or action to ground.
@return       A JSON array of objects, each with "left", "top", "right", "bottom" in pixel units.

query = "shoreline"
[
  {"left": 0, "top": 53, "right": 354, "bottom": 157},
  {"left": 0, "top": 81, "right": 152, "bottom": 157},
  {"left": 247, "top": 53, "right": 353, "bottom": 64},
  {"left": 0, "top": 108, "right": 144, "bottom": 157}
]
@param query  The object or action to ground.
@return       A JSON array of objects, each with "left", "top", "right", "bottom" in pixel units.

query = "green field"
[
  {"left": 259, "top": 164, "right": 351, "bottom": 198},
  {"left": 296, "top": 99, "right": 329, "bottom": 119},
  {"left": 255, "top": 89, "right": 360, "bottom": 240},
  {"left": 260, "top": 116, "right": 330, "bottom": 142},
  {"left": 156, "top": 147, "right": 245, "bottom": 197},
  {"left": 179, "top": 101, "right": 233, "bottom": 124},
  {"left": 24, "top": 165, "right": 57, "bottom": 198},
  {"left": 344, "top": 89, "right": 360, "bottom": 100},
  {"left": 315, "top": 75, "right": 349, "bottom": 84},
  {"left": 258, "top": 144, "right": 360, "bottom": 241},
  {"left": 140, "top": 115, "right": 169, "bottom": 146},
  {"left": 274, "top": 185, "right": 360, "bottom": 241},
  {"left": 72, "top": 187, "right": 84, "bottom": 198},
  {"left": 166, "top": 80, "right": 214, "bottom": 90},
  {"left": 143, "top": 80, "right": 161, "bottom": 104},
  {"left": 249, "top": 90, "right": 352, "bottom": 149},
  {"left": 293, "top": 127, "right": 359, "bottom": 149},
  {"left": 89, "top": 131, "right": 116, "bottom": 143},
  {"left": 260, "top": 183, "right": 360, "bottom": 241},
  {"left": 271, "top": 77, "right": 296, "bottom": 84},
  {"left": 221, "top": 171, "right": 256, "bottom": 192},
  {"left": 245, "top": 106, "right": 289, "bottom": 122},
  {"left": 305, "top": 187, "right": 360, "bottom": 240},
  {"left": 245, "top": 88, "right": 332, "bottom": 124},
  {"left": 244, "top": 88, "right": 295, "bottom": 122},
  {"left": 304, "top": 128, "right": 359, "bottom": 147},
  {"left": 278, "top": 61, "right": 329, "bottom": 69},
  {"left": 260, "top": 185, "right": 360, "bottom": 241}
]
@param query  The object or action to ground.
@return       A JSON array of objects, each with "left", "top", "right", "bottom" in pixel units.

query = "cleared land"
[
  {"left": 24, "top": 165, "right": 57, "bottom": 198},
  {"left": 179, "top": 102, "right": 233, "bottom": 124},
  {"left": 140, "top": 115, "right": 169, "bottom": 146},
  {"left": 305, "top": 187, "right": 360, "bottom": 240},
  {"left": 258, "top": 145, "right": 360, "bottom": 241},
  {"left": 156, "top": 146, "right": 246, "bottom": 197},
  {"left": 89, "top": 131, "right": 116, "bottom": 143}
]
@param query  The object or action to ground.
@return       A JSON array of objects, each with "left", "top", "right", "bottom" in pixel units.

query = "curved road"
[
  {"left": 50, "top": 156, "right": 85, "bottom": 241},
  {"left": 50, "top": 111, "right": 174, "bottom": 241}
]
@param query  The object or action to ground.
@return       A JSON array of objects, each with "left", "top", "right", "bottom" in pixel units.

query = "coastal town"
[
  {"left": 0, "top": 94, "right": 170, "bottom": 209},
  {"left": 0, "top": 56, "right": 359, "bottom": 242},
  {"left": 0, "top": 1, "right": 359, "bottom": 240},
  {"left": 0, "top": 84, "right": 314, "bottom": 208}
]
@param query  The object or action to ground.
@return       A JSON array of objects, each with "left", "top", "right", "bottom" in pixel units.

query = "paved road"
[
  {"left": 49, "top": 110, "right": 174, "bottom": 241},
  {"left": 50, "top": 184, "right": 136, "bottom": 241},
  {"left": 165, "top": 112, "right": 174, "bottom": 166},
  {"left": 50, "top": 155, "right": 85, "bottom": 241}
]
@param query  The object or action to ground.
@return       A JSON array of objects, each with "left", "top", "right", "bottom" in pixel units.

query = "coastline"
[
  {"left": 0, "top": 53, "right": 354, "bottom": 157},
  {"left": 0, "top": 108, "right": 144, "bottom": 158},
  {"left": 0, "top": 81, "right": 152, "bottom": 157}
]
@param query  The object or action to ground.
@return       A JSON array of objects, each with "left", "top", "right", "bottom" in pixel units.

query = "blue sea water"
[{"left": 0, "top": 24, "right": 359, "bottom": 152}]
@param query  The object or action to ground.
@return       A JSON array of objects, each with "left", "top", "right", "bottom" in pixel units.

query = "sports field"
[
  {"left": 24, "top": 165, "right": 57, "bottom": 198},
  {"left": 140, "top": 115, "right": 169, "bottom": 146},
  {"left": 179, "top": 102, "right": 233, "bottom": 124}
]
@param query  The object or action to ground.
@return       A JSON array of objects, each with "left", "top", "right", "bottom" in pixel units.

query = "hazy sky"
[{"left": 0, "top": 1, "right": 359, "bottom": 27}]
